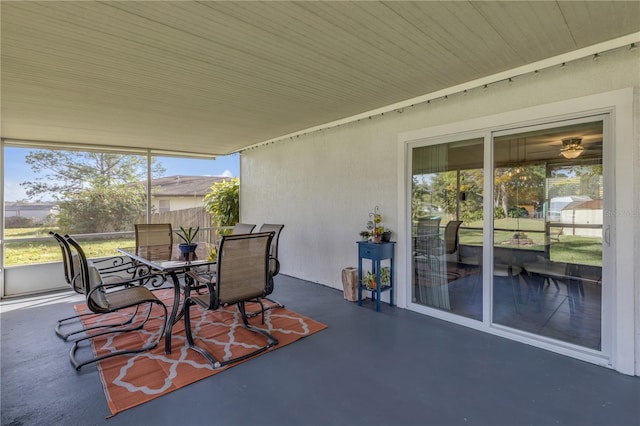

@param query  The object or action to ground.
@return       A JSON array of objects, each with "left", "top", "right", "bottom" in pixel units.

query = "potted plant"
[
  {"left": 372, "top": 226, "right": 384, "bottom": 243},
  {"left": 367, "top": 206, "right": 388, "bottom": 243},
  {"left": 380, "top": 267, "right": 391, "bottom": 287},
  {"left": 177, "top": 226, "right": 199, "bottom": 255},
  {"left": 359, "top": 230, "right": 370, "bottom": 241},
  {"left": 361, "top": 267, "right": 391, "bottom": 290},
  {"left": 362, "top": 271, "right": 377, "bottom": 289}
]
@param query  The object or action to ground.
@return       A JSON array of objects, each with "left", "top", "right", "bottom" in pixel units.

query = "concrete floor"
[{"left": 2, "top": 275, "right": 639, "bottom": 426}]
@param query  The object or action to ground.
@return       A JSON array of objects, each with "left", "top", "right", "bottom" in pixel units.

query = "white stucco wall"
[{"left": 241, "top": 46, "right": 639, "bottom": 374}]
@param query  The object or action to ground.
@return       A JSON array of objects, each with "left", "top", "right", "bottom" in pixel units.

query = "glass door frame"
[
  {"left": 398, "top": 88, "right": 634, "bottom": 374},
  {"left": 489, "top": 114, "right": 611, "bottom": 355},
  {"left": 405, "top": 130, "right": 489, "bottom": 330}
]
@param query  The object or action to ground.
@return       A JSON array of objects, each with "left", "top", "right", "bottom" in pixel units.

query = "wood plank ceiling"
[{"left": 1, "top": 1, "right": 639, "bottom": 156}]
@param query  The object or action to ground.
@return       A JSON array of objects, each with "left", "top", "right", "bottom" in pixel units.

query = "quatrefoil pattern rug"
[{"left": 73, "top": 289, "right": 327, "bottom": 416}]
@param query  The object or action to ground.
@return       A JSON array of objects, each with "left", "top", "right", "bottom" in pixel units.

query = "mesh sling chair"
[
  {"left": 442, "top": 220, "right": 464, "bottom": 281},
  {"left": 231, "top": 223, "right": 256, "bottom": 234},
  {"left": 51, "top": 232, "right": 156, "bottom": 341},
  {"left": 134, "top": 223, "right": 174, "bottom": 288},
  {"left": 443, "top": 220, "right": 463, "bottom": 257},
  {"left": 184, "top": 232, "right": 279, "bottom": 368},
  {"left": 247, "top": 224, "right": 285, "bottom": 321},
  {"left": 189, "top": 223, "right": 266, "bottom": 308},
  {"left": 135, "top": 223, "right": 173, "bottom": 249},
  {"left": 137, "top": 222, "right": 210, "bottom": 294},
  {"left": 65, "top": 235, "right": 167, "bottom": 370}
]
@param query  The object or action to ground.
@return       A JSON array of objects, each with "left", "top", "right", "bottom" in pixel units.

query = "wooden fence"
[{"left": 146, "top": 206, "right": 212, "bottom": 229}]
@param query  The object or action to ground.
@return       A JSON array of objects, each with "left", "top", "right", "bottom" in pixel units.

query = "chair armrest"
[
  {"left": 185, "top": 271, "right": 217, "bottom": 294},
  {"left": 94, "top": 273, "right": 161, "bottom": 291},
  {"left": 91, "top": 255, "right": 136, "bottom": 270},
  {"left": 91, "top": 256, "right": 153, "bottom": 279},
  {"left": 86, "top": 266, "right": 160, "bottom": 311},
  {"left": 89, "top": 256, "right": 160, "bottom": 287},
  {"left": 269, "top": 257, "right": 281, "bottom": 277}
]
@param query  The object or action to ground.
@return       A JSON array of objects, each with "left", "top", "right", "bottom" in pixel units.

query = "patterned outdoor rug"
[{"left": 73, "top": 289, "right": 327, "bottom": 416}]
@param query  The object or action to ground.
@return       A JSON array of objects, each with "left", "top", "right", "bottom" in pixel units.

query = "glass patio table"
[{"left": 118, "top": 243, "right": 216, "bottom": 354}]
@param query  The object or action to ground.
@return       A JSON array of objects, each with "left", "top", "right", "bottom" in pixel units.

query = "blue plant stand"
[{"left": 357, "top": 241, "right": 395, "bottom": 312}]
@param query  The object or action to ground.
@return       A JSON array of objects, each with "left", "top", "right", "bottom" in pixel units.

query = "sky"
[{"left": 3, "top": 147, "right": 240, "bottom": 202}]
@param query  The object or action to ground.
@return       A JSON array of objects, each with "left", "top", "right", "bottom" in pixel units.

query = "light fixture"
[{"left": 560, "top": 138, "right": 585, "bottom": 159}]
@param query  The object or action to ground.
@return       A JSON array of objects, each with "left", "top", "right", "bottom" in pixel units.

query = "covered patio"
[
  {"left": 2, "top": 2, "right": 640, "bottom": 420},
  {"left": 2, "top": 275, "right": 639, "bottom": 425}
]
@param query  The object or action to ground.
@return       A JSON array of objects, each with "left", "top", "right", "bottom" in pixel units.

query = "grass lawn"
[
  {"left": 4, "top": 227, "right": 135, "bottom": 267},
  {"left": 459, "top": 219, "right": 602, "bottom": 267}
]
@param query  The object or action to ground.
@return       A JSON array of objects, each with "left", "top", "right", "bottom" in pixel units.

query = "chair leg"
[
  {"left": 56, "top": 306, "right": 141, "bottom": 341},
  {"left": 245, "top": 298, "right": 267, "bottom": 323},
  {"left": 262, "top": 297, "right": 285, "bottom": 310},
  {"left": 184, "top": 298, "right": 222, "bottom": 367},
  {"left": 183, "top": 299, "right": 195, "bottom": 346},
  {"left": 245, "top": 297, "right": 285, "bottom": 322},
  {"left": 238, "top": 302, "right": 278, "bottom": 347},
  {"left": 185, "top": 301, "right": 279, "bottom": 369},
  {"left": 70, "top": 301, "right": 166, "bottom": 370}
]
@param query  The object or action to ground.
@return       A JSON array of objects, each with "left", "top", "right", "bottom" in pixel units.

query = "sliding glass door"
[
  {"left": 409, "top": 116, "right": 606, "bottom": 351},
  {"left": 410, "top": 137, "right": 484, "bottom": 321},
  {"left": 492, "top": 119, "right": 604, "bottom": 350}
]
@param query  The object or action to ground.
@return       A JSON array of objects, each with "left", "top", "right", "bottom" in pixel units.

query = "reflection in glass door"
[
  {"left": 411, "top": 138, "right": 484, "bottom": 321},
  {"left": 492, "top": 120, "right": 604, "bottom": 350}
]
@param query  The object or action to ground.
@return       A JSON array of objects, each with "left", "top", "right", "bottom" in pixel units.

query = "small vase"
[{"left": 372, "top": 236, "right": 382, "bottom": 244}]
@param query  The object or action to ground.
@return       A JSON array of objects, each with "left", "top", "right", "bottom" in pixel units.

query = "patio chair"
[
  {"left": 231, "top": 223, "right": 256, "bottom": 234},
  {"left": 135, "top": 223, "right": 173, "bottom": 249},
  {"left": 134, "top": 223, "right": 174, "bottom": 288},
  {"left": 183, "top": 232, "right": 278, "bottom": 368},
  {"left": 51, "top": 232, "right": 155, "bottom": 341},
  {"left": 440, "top": 220, "right": 464, "bottom": 281},
  {"left": 52, "top": 232, "right": 96, "bottom": 340},
  {"left": 51, "top": 232, "right": 83, "bottom": 294},
  {"left": 65, "top": 235, "right": 167, "bottom": 370},
  {"left": 247, "top": 224, "right": 285, "bottom": 321},
  {"left": 443, "top": 220, "right": 463, "bottom": 257}
]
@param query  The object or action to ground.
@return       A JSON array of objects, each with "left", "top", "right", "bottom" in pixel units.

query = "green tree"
[
  {"left": 549, "top": 165, "right": 602, "bottom": 199},
  {"left": 21, "top": 149, "right": 165, "bottom": 233},
  {"left": 411, "top": 176, "right": 431, "bottom": 222},
  {"left": 430, "top": 169, "right": 484, "bottom": 223},
  {"left": 494, "top": 164, "right": 545, "bottom": 217},
  {"left": 21, "top": 150, "right": 164, "bottom": 200},
  {"left": 57, "top": 185, "right": 147, "bottom": 233},
  {"left": 203, "top": 178, "right": 239, "bottom": 229}
]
